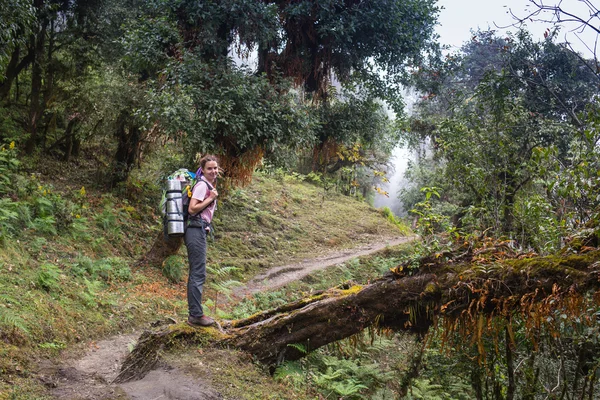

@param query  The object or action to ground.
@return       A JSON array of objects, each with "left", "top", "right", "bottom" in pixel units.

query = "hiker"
[{"left": 185, "top": 154, "right": 219, "bottom": 327}]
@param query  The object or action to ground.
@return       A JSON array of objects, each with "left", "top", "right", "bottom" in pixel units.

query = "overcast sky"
[{"left": 436, "top": 0, "right": 598, "bottom": 56}]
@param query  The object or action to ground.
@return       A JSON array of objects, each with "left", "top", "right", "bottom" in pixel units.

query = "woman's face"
[{"left": 203, "top": 160, "right": 219, "bottom": 182}]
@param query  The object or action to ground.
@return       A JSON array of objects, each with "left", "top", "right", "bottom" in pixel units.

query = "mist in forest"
[{"left": 373, "top": 146, "right": 411, "bottom": 217}]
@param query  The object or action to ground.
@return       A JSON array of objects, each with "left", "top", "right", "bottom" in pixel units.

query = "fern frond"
[
  {"left": 287, "top": 342, "right": 308, "bottom": 354},
  {"left": 0, "top": 308, "right": 29, "bottom": 335}
]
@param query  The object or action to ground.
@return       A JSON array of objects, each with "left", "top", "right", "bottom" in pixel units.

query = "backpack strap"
[{"left": 189, "top": 178, "right": 216, "bottom": 217}]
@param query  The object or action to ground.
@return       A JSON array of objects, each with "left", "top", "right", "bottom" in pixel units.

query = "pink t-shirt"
[{"left": 190, "top": 180, "right": 216, "bottom": 223}]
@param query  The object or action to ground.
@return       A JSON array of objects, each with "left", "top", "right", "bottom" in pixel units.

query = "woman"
[{"left": 185, "top": 154, "right": 219, "bottom": 327}]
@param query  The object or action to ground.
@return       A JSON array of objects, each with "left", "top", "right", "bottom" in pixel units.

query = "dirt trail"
[
  {"left": 46, "top": 235, "right": 414, "bottom": 400},
  {"left": 233, "top": 235, "right": 414, "bottom": 299}
]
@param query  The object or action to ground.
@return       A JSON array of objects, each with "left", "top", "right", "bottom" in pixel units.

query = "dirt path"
[
  {"left": 233, "top": 235, "right": 414, "bottom": 299},
  {"left": 46, "top": 235, "right": 414, "bottom": 400}
]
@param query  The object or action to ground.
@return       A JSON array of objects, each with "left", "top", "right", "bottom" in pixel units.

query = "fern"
[
  {"left": 0, "top": 308, "right": 29, "bottom": 335},
  {"left": 406, "top": 378, "right": 446, "bottom": 400},
  {"left": 0, "top": 293, "right": 21, "bottom": 306},
  {"left": 207, "top": 264, "right": 240, "bottom": 278},
  {"left": 37, "top": 263, "right": 61, "bottom": 292},
  {"left": 162, "top": 255, "right": 184, "bottom": 283},
  {"left": 274, "top": 360, "right": 305, "bottom": 388},
  {"left": 208, "top": 279, "right": 242, "bottom": 295},
  {"left": 330, "top": 379, "right": 368, "bottom": 397},
  {"left": 32, "top": 215, "right": 57, "bottom": 235},
  {"left": 206, "top": 264, "right": 242, "bottom": 312},
  {"left": 78, "top": 278, "right": 103, "bottom": 307},
  {"left": 287, "top": 342, "right": 308, "bottom": 354}
]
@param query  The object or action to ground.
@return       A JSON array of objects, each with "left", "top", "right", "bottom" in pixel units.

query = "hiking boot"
[{"left": 187, "top": 315, "right": 215, "bottom": 327}]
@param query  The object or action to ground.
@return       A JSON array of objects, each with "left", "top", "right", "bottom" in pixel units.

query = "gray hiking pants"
[{"left": 185, "top": 226, "right": 207, "bottom": 317}]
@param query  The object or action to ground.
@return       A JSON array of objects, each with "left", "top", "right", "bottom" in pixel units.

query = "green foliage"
[
  {"left": 69, "top": 256, "right": 131, "bottom": 283},
  {"left": 77, "top": 278, "right": 103, "bottom": 308},
  {"left": 70, "top": 217, "right": 91, "bottom": 241},
  {"left": 0, "top": 293, "right": 29, "bottom": 336},
  {"left": 0, "top": 0, "right": 35, "bottom": 74},
  {"left": 270, "top": 0, "right": 440, "bottom": 112},
  {"left": 513, "top": 193, "right": 564, "bottom": 254},
  {"left": 410, "top": 187, "right": 452, "bottom": 238},
  {"left": 36, "top": 263, "right": 62, "bottom": 293},
  {"left": 380, "top": 207, "right": 413, "bottom": 236},
  {"left": 162, "top": 255, "right": 184, "bottom": 283},
  {"left": 274, "top": 360, "right": 306, "bottom": 389},
  {"left": 405, "top": 378, "right": 446, "bottom": 399},
  {"left": 148, "top": 57, "right": 317, "bottom": 162},
  {"left": 38, "top": 341, "right": 66, "bottom": 350},
  {"left": 120, "top": 15, "right": 181, "bottom": 78},
  {"left": 404, "top": 28, "right": 600, "bottom": 250},
  {"left": 206, "top": 264, "right": 242, "bottom": 313}
]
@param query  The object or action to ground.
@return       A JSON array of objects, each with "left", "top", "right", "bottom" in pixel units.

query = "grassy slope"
[{"left": 0, "top": 152, "right": 410, "bottom": 399}]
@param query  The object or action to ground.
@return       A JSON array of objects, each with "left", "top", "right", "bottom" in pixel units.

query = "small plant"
[
  {"left": 380, "top": 206, "right": 412, "bottom": 235},
  {"left": 32, "top": 215, "right": 58, "bottom": 235},
  {"left": 410, "top": 187, "right": 450, "bottom": 237},
  {"left": 70, "top": 216, "right": 91, "bottom": 241},
  {"left": 78, "top": 278, "right": 103, "bottom": 307},
  {"left": 38, "top": 341, "right": 66, "bottom": 350},
  {"left": 36, "top": 263, "right": 62, "bottom": 292},
  {"left": 206, "top": 264, "right": 242, "bottom": 313},
  {"left": 274, "top": 360, "right": 306, "bottom": 390},
  {"left": 162, "top": 255, "right": 185, "bottom": 283},
  {"left": 95, "top": 205, "right": 118, "bottom": 232},
  {"left": 0, "top": 294, "right": 29, "bottom": 337}
]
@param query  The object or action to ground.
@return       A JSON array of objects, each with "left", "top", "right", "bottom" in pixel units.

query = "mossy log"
[{"left": 115, "top": 250, "right": 600, "bottom": 383}]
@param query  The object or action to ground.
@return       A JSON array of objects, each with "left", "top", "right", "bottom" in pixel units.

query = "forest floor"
[{"left": 42, "top": 235, "right": 414, "bottom": 400}]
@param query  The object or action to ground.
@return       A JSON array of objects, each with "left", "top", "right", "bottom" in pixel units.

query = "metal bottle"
[{"left": 165, "top": 179, "right": 185, "bottom": 237}]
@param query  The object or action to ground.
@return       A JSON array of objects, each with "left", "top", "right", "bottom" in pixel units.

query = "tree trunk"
[
  {"left": 0, "top": 47, "right": 21, "bottom": 103},
  {"left": 506, "top": 326, "right": 515, "bottom": 400},
  {"left": 63, "top": 116, "right": 80, "bottom": 162},
  {"left": 111, "top": 110, "right": 142, "bottom": 186},
  {"left": 25, "top": 20, "right": 47, "bottom": 154},
  {"left": 40, "top": 18, "right": 56, "bottom": 150},
  {"left": 115, "top": 250, "right": 600, "bottom": 383},
  {"left": 136, "top": 231, "right": 184, "bottom": 268}
]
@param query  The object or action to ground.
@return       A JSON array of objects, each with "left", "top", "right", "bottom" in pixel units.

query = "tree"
[
  {"left": 510, "top": 0, "right": 600, "bottom": 82},
  {"left": 406, "top": 30, "right": 600, "bottom": 244},
  {"left": 0, "top": 0, "right": 35, "bottom": 88},
  {"left": 257, "top": 0, "right": 440, "bottom": 110}
]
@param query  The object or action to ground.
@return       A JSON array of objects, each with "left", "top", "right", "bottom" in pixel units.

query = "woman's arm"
[{"left": 188, "top": 186, "right": 218, "bottom": 215}]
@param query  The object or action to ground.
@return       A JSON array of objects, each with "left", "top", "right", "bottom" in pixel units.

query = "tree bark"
[
  {"left": 63, "top": 116, "right": 80, "bottom": 162},
  {"left": 25, "top": 18, "right": 48, "bottom": 154},
  {"left": 136, "top": 231, "right": 184, "bottom": 268},
  {"left": 115, "top": 250, "right": 600, "bottom": 383},
  {"left": 111, "top": 110, "right": 142, "bottom": 186},
  {"left": 0, "top": 47, "right": 21, "bottom": 103}
]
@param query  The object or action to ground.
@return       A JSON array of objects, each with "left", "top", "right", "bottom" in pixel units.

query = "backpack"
[{"left": 160, "top": 169, "right": 216, "bottom": 237}]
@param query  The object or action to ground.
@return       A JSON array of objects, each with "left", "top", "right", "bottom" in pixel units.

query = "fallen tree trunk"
[{"left": 115, "top": 250, "right": 600, "bottom": 383}]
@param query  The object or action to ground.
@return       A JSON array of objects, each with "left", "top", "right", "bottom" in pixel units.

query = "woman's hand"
[{"left": 208, "top": 189, "right": 218, "bottom": 200}]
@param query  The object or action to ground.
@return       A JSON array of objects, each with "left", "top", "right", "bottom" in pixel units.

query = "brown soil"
[{"left": 44, "top": 235, "right": 414, "bottom": 399}]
